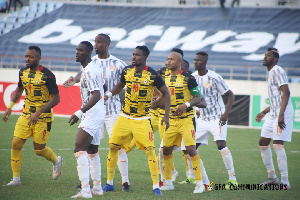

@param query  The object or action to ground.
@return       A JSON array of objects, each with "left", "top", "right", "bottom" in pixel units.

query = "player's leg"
[
  {"left": 132, "top": 119, "right": 161, "bottom": 195},
  {"left": 32, "top": 121, "right": 62, "bottom": 180},
  {"left": 106, "top": 114, "right": 130, "bottom": 190},
  {"left": 272, "top": 116, "right": 293, "bottom": 190},
  {"left": 5, "top": 116, "right": 30, "bottom": 186},
  {"left": 88, "top": 145, "right": 103, "bottom": 195},
  {"left": 104, "top": 115, "right": 131, "bottom": 192},
  {"left": 259, "top": 117, "right": 279, "bottom": 186},
  {"left": 87, "top": 122, "right": 104, "bottom": 196},
  {"left": 182, "top": 118, "right": 204, "bottom": 194},
  {"left": 72, "top": 128, "right": 94, "bottom": 198}
]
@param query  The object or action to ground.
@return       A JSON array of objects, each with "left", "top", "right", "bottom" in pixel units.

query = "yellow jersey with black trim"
[
  {"left": 120, "top": 65, "right": 165, "bottom": 118},
  {"left": 18, "top": 66, "right": 59, "bottom": 122},
  {"left": 164, "top": 70, "right": 198, "bottom": 119},
  {"left": 157, "top": 67, "right": 170, "bottom": 117}
]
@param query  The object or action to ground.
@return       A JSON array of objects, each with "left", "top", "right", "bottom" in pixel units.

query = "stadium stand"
[{"left": 0, "top": 0, "right": 299, "bottom": 82}]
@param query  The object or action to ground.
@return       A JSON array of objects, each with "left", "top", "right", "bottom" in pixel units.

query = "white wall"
[{"left": 0, "top": 68, "right": 299, "bottom": 96}]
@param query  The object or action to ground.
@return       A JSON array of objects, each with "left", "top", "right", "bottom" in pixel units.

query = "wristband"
[
  {"left": 185, "top": 102, "right": 190, "bottom": 108},
  {"left": 106, "top": 92, "right": 112, "bottom": 98},
  {"left": 8, "top": 101, "right": 15, "bottom": 109},
  {"left": 74, "top": 110, "right": 83, "bottom": 119}
]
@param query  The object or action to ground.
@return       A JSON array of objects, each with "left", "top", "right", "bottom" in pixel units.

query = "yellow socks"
[
  {"left": 107, "top": 149, "right": 118, "bottom": 182},
  {"left": 191, "top": 154, "right": 202, "bottom": 181},
  {"left": 163, "top": 154, "right": 174, "bottom": 181},
  {"left": 34, "top": 147, "right": 58, "bottom": 164},
  {"left": 145, "top": 148, "right": 159, "bottom": 185}
]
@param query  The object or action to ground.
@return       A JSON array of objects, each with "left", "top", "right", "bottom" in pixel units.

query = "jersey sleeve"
[
  {"left": 18, "top": 70, "right": 23, "bottom": 88},
  {"left": 276, "top": 68, "right": 289, "bottom": 87},
  {"left": 153, "top": 73, "right": 165, "bottom": 89},
  {"left": 46, "top": 72, "right": 59, "bottom": 94},
  {"left": 116, "top": 60, "right": 127, "bottom": 81},
  {"left": 215, "top": 75, "right": 230, "bottom": 95},
  {"left": 85, "top": 68, "right": 101, "bottom": 92},
  {"left": 188, "top": 75, "right": 202, "bottom": 97}
]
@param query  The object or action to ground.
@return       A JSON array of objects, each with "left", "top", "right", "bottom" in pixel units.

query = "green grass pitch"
[{"left": 0, "top": 114, "right": 299, "bottom": 200}]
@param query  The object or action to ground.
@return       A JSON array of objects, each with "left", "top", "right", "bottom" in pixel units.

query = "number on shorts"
[
  {"left": 149, "top": 131, "right": 154, "bottom": 141},
  {"left": 191, "top": 130, "right": 195, "bottom": 140},
  {"left": 277, "top": 125, "right": 282, "bottom": 133}
]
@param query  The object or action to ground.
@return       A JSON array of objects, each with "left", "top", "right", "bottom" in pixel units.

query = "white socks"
[
  {"left": 187, "top": 158, "right": 195, "bottom": 179},
  {"left": 273, "top": 144, "right": 289, "bottom": 185},
  {"left": 117, "top": 149, "right": 129, "bottom": 183},
  {"left": 88, "top": 152, "right": 102, "bottom": 190},
  {"left": 159, "top": 148, "right": 165, "bottom": 181},
  {"left": 75, "top": 151, "right": 90, "bottom": 194},
  {"left": 260, "top": 146, "right": 277, "bottom": 179},
  {"left": 220, "top": 147, "right": 236, "bottom": 181},
  {"left": 201, "top": 160, "right": 210, "bottom": 185}
]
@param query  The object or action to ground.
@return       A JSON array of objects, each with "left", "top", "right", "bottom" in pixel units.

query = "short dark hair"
[
  {"left": 28, "top": 46, "right": 41, "bottom": 56},
  {"left": 183, "top": 59, "right": 189, "bottom": 69},
  {"left": 136, "top": 45, "right": 150, "bottom": 57},
  {"left": 97, "top": 33, "right": 111, "bottom": 44},
  {"left": 267, "top": 47, "right": 279, "bottom": 59},
  {"left": 171, "top": 48, "right": 184, "bottom": 57},
  {"left": 196, "top": 51, "right": 208, "bottom": 60},
  {"left": 80, "top": 41, "right": 93, "bottom": 52}
]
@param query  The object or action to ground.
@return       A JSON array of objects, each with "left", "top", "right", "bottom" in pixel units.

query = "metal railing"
[{"left": 1, "top": 54, "right": 299, "bottom": 82}]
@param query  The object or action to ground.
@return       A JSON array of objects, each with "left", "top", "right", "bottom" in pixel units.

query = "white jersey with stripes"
[
  {"left": 268, "top": 65, "right": 293, "bottom": 118},
  {"left": 192, "top": 70, "right": 230, "bottom": 121},
  {"left": 92, "top": 54, "right": 127, "bottom": 116}
]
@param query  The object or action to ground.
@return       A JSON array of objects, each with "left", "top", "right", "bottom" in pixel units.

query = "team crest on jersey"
[
  {"left": 178, "top": 82, "right": 181, "bottom": 86},
  {"left": 277, "top": 69, "right": 280, "bottom": 74},
  {"left": 36, "top": 81, "right": 39, "bottom": 84},
  {"left": 144, "top": 79, "right": 148, "bottom": 84},
  {"left": 110, "top": 65, "right": 115, "bottom": 71},
  {"left": 206, "top": 82, "right": 211, "bottom": 88}
]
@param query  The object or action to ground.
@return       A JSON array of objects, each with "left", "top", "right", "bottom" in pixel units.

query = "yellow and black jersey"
[
  {"left": 157, "top": 67, "right": 170, "bottom": 118},
  {"left": 164, "top": 70, "right": 199, "bottom": 119},
  {"left": 120, "top": 65, "right": 165, "bottom": 118},
  {"left": 18, "top": 66, "right": 59, "bottom": 122}
]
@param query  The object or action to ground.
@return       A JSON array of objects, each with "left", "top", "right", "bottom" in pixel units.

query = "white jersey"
[
  {"left": 192, "top": 70, "right": 230, "bottom": 121},
  {"left": 92, "top": 54, "right": 126, "bottom": 115},
  {"left": 268, "top": 65, "right": 293, "bottom": 118},
  {"left": 80, "top": 60, "right": 105, "bottom": 119}
]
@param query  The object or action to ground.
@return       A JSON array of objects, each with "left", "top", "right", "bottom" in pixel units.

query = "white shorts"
[
  {"left": 196, "top": 118, "right": 227, "bottom": 145},
  {"left": 261, "top": 116, "right": 293, "bottom": 142},
  {"left": 79, "top": 112, "right": 104, "bottom": 146},
  {"left": 100, "top": 113, "right": 119, "bottom": 139}
]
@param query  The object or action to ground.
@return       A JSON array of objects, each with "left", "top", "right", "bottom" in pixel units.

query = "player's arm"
[
  {"left": 3, "top": 86, "right": 24, "bottom": 122},
  {"left": 255, "top": 106, "right": 270, "bottom": 123},
  {"left": 69, "top": 90, "right": 100, "bottom": 126},
  {"left": 278, "top": 84, "right": 290, "bottom": 130},
  {"left": 28, "top": 92, "right": 60, "bottom": 126},
  {"left": 173, "top": 90, "right": 202, "bottom": 116},
  {"left": 63, "top": 71, "right": 82, "bottom": 88},
  {"left": 220, "top": 90, "right": 235, "bottom": 126},
  {"left": 104, "top": 81, "right": 126, "bottom": 102},
  {"left": 158, "top": 85, "right": 171, "bottom": 130}
]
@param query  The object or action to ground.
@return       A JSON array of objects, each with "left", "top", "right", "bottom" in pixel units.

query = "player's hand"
[
  {"left": 278, "top": 114, "right": 286, "bottom": 130},
  {"left": 104, "top": 95, "right": 109, "bottom": 103},
  {"left": 219, "top": 113, "right": 228, "bottom": 126},
  {"left": 255, "top": 112, "right": 266, "bottom": 122},
  {"left": 196, "top": 110, "right": 200, "bottom": 118},
  {"left": 63, "top": 76, "right": 76, "bottom": 88},
  {"left": 173, "top": 104, "right": 187, "bottom": 116},
  {"left": 27, "top": 112, "right": 40, "bottom": 126},
  {"left": 69, "top": 114, "right": 79, "bottom": 126},
  {"left": 161, "top": 116, "right": 170, "bottom": 131},
  {"left": 3, "top": 108, "right": 12, "bottom": 122}
]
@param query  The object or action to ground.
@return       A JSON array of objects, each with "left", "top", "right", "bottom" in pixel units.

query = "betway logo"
[{"left": 18, "top": 19, "right": 300, "bottom": 61}]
